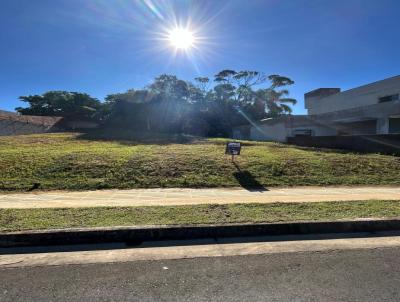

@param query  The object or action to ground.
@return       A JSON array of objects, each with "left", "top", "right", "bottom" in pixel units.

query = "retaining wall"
[{"left": 287, "top": 134, "right": 400, "bottom": 155}]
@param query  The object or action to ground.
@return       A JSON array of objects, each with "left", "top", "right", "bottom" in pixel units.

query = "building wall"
[
  {"left": 0, "top": 111, "right": 101, "bottom": 136},
  {"left": 0, "top": 112, "right": 64, "bottom": 136},
  {"left": 235, "top": 76, "right": 400, "bottom": 143},
  {"left": 0, "top": 120, "right": 59, "bottom": 136},
  {"left": 284, "top": 115, "right": 338, "bottom": 137},
  {"left": 250, "top": 122, "right": 287, "bottom": 142},
  {"left": 305, "top": 76, "right": 400, "bottom": 115},
  {"left": 287, "top": 125, "right": 337, "bottom": 137},
  {"left": 335, "top": 120, "right": 377, "bottom": 135},
  {"left": 288, "top": 134, "right": 400, "bottom": 156},
  {"left": 314, "top": 100, "right": 400, "bottom": 135},
  {"left": 245, "top": 116, "right": 338, "bottom": 142}
]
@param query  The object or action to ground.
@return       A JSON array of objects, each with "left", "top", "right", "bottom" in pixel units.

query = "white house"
[{"left": 234, "top": 75, "right": 400, "bottom": 142}]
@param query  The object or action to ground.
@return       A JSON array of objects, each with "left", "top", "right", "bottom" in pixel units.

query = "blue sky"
[{"left": 1, "top": 0, "right": 399, "bottom": 114}]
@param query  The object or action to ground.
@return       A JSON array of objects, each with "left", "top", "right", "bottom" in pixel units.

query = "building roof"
[
  {"left": 305, "top": 75, "right": 400, "bottom": 100},
  {"left": 304, "top": 88, "right": 341, "bottom": 98},
  {"left": 338, "top": 75, "right": 400, "bottom": 95}
]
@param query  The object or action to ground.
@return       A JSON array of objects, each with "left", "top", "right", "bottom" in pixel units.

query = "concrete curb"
[{"left": 1, "top": 218, "right": 400, "bottom": 248}]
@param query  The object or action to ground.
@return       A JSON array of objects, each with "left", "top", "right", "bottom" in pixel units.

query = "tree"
[
  {"left": 14, "top": 71, "right": 297, "bottom": 137},
  {"left": 148, "top": 74, "right": 190, "bottom": 102},
  {"left": 16, "top": 91, "right": 101, "bottom": 121},
  {"left": 254, "top": 75, "right": 297, "bottom": 117},
  {"left": 213, "top": 70, "right": 267, "bottom": 104},
  {"left": 147, "top": 74, "right": 192, "bottom": 133},
  {"left": 103, "top": 75, "right": 195, "bottom": 133},
  {"left": 194, "top": 77, "right": 210, "bottom": 93},
  {"left": 103, "top": 89, "right": 156, "bottom": 130},
  {"left": 212, "top": 83, "right": 236, "bottom": 102},
  {"left": 208, "top": 70, "right": 297, "bottom": 133}
]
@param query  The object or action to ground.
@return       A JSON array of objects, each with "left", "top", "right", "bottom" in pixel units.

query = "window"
[
  {"left": 292, "top": 129, "right": 313, "bottom": 136},
  {"left": 389, "top": 118, "right": 400, "bottom": 133},
  {"left": 379, "top": 94, "right": 399, "bottom": 103}
]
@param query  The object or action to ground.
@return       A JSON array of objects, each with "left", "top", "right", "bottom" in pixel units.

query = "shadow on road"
[
  {"left": 232, "top": 161, "right": 268, "bottom": 192},
  {"left": 2, "top": 232, "right": 398, "bottom": 255}
]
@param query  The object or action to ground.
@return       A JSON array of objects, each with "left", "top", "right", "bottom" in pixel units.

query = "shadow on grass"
[
  {"left": 76, "top": 129, "right": 271, "bottom": 147},
  {"left": 267, "top": 141, "right": 362, "bottom": 155},
  {"left": 232, "top": 161, "right": 268, "bottom": 192},
  {"left": 76, "top": 128, "right": 206, "bottom": 145}
]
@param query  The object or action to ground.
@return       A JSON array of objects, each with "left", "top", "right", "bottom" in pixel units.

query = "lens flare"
[{"left": 168, "top": 28, "right": 195, "bottom": 50}]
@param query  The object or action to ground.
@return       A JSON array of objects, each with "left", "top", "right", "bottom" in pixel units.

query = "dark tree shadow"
[
  {"left": 76, "top": 129, "right": 205, "bottom": 145},
  {"left": 232, "top": 161, "right": 268, "bottom": 192}
]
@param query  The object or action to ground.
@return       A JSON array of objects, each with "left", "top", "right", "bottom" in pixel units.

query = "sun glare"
[{"left": 168, "top": 28, "right": 195, "bottom": 50}]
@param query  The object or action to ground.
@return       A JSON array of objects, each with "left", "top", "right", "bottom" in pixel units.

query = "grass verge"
[{"left": 1, "top": 200, "right": 400, "bottom": 232}]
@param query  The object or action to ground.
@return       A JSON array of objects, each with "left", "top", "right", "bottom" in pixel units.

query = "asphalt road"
[{"left": 1, "top": 247, "right": 400, "bottom": 301}]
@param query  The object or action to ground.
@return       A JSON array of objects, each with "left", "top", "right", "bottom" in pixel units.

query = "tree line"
[{"left": 16, "top": 70, "right": 297, "bottom": 137}]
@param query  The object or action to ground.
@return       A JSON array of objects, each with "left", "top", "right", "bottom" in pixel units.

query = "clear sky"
[{"left": 1, "top": 0, "right": 399, "bottom": 114}]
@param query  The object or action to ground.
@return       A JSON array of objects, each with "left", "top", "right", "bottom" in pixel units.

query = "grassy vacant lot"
[
  {"left": 1, "top": 200, "right": 400, "bottom": 232},
  {"left": 0, "top": 132, "right": 399, "bottom": 192}
]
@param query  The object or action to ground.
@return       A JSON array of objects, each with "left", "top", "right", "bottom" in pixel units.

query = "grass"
[
  {"left": 0, "top": 132, "right": 400, "bottom": 192},
  {"left": 1, "top": 200, "right": 400, "bottom": 232}
]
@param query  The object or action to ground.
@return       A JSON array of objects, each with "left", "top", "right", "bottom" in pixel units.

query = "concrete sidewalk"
[{"left": 0, "top": 186, "right": 399, "bottom": 208}]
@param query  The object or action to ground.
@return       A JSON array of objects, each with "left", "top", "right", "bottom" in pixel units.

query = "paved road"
[
  {"left": 1, "top": 186, "right": 400, "bottom": 208},
  {"left": 1, "top": 246, "right": 400, "bottom": 301}
]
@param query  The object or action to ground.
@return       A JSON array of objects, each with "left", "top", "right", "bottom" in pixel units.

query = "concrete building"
[{"left": 234, "top": 75, "right": 400, "bottom": 142}]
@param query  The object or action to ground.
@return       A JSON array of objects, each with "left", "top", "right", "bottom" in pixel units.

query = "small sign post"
[{"left": 225, "top": 142, "right": 241, "bottom": 162}]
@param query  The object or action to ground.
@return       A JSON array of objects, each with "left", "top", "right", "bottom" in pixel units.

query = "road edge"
[{"left": 1, "top": 218, "right": 400, "bottom": 248}]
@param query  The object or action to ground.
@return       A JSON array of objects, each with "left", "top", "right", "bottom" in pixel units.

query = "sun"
[{"left": 168, "top": 28, "right": 195, "bottom": 50}]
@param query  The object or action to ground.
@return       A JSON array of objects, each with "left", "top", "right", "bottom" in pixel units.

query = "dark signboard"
[{"left": 225, "top": 142, "right": 241, "bottom": 155}]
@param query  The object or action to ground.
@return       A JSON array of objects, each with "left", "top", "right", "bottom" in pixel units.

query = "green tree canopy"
[
  {"left": 16, "top": 91, "right": 101, "bottom": 121},
  {"left": 15, "top": 70, "right": 297, "bottom": 137}
]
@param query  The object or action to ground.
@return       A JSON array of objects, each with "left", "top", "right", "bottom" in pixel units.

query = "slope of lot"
[{"left": 0, "top": 132, "right": 399, "bottom": 192}]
